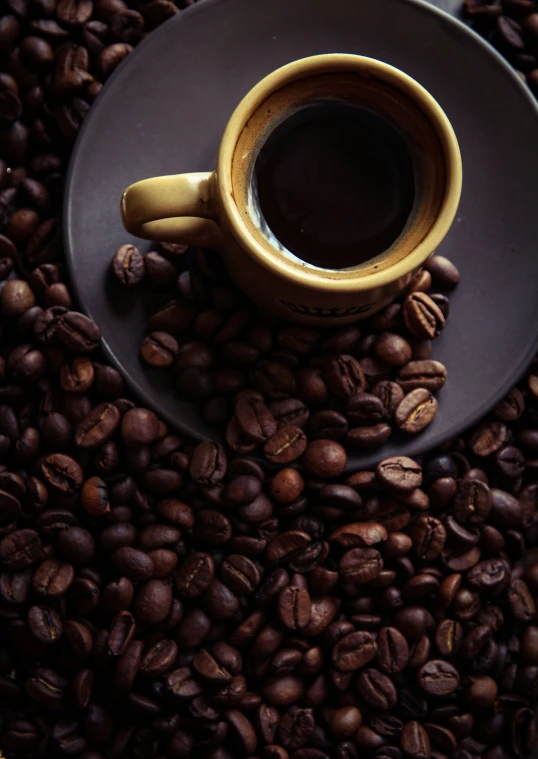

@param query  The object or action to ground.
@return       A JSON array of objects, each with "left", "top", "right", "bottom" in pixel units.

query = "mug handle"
[{"left": 120, "top": 172, "right": 223, "bottom": 249}]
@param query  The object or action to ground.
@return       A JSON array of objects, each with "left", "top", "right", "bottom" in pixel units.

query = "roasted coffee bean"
[
  {"left": 402, "top": 293, "right": 445, "bottom": 340},
  {"left": 141, "top": 331, "right": 179, "bottom": 367},
  {"left": 376, "top": 626, "right": 410, "bottom": 673},
  {"left": 411, "top": 516, "right": 447, "bottom": 561},
  {"left": 401, "top": 720, "right": 431, "bottom": 759},
  {"left": 264, "top": 425, "right": 307, "bottom": 464},
  {"left": 302, "top": 439, "right": 346, "bottom": 478},
  {"left": 176, "top": 553, "right": 215, "bottom": 598},
  {"left": 340, "top": 547, "right": 383, "bottom": 583},
  {"left": 324, "top": 355, "right": 366, "bottom": 397},
  {"left": 377, "top": 457, "right": 422, "bottom": 492},
  {"left": 278, "top": 585, "right": 312, "bottom": 630},
  {"left": 358, "top": 668, "right": 397, "bottom": 710},
  {"left": 418, "top": 660, "right": 460, "bottom": 696},
  {"left": 397, "top": 361, "right": 447, "bottom": 393},
  {"left": 111, "top": 243, "right": 144, "bottom": 286},
  {"left": 332, "top": 631, "right": 377, "bottom": 672},
  {"left": 190, "top": 440, "right": 227, "bottom": 484},
  {"left": 395, "top": 389, "right": 438, "bottom": 434}
]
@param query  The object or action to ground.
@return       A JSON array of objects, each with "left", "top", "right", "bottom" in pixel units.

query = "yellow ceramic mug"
[{"left": 121, "top": 54, "right": 462, "bottom": 325}]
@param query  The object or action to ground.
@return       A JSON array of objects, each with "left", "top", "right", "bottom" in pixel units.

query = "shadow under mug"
[{"left": 121, "top": 54, "right": 462, "bottom": 325}]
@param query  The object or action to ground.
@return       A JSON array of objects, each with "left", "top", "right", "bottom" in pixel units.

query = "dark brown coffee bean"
[
  {"left": 264, "top": 425, "right": 307, "bottom": 464},
  {"left": 235, "top": 397, "right": 277, "bottom": 443},
  {"left": 453, "top": 478, "right": 491, "bottom": 524},
  {"left": 324, "top": 354, "right": 366, "bottom": 397},
  {"left": 372, "top": 380, "right": 405, "bottom": 418},
  {"left": 176, "top": 553, "right": 215, "bottom": 598},
  {"left": 340, "top": 547, "right": 383, "bottom": 583},
  {"left": 269, "top": 398, "right": 310, "bottom": 428},
  {"left": 75, "top": 402, "right": 120, "bottom": 448},
  {"left": 26, "top": 668, "right": 67, "bottom": 710},
  {"left": 411, "top": 516, "right": 447, "bottom": 561},
  {"left": 120, "top": 407, "right": 160, "bottom": 446},
  {"left": 114, "top": 639, "right": 143, "bottom": 695},
  {"left": 470, "top": 421, "right": 509, "bottom": 456},
  {"left": 435, "top": 619, "right": 463, "bottom": 657},
  {"left": 140, "top": 639, "right": 178, "bottom": 676},
  {"left": 346, "top": 394, "right": 385, "bottom": 426},
  {"left": 508, "top": 579, "right": 536, "bottom": 621},
  {"left": 0, "top": 529, "right": 41, "bottom": 569},
  {"left": 278, "top": 585, "right": 312, "bottom": 630},
  {"left": 113, "top": 547, "right": 153, "bottom": 581},
  {"left": 141, "top": 331, "right": 179, "bottom": 367},
  {"left": 358, "top": 668, "right": 397, "bottom": 710},
  {"left": 332, "top": 631, "right": 377, "bottom": 672},
  {"left": 111, "top": 243, "right": 144, "bottom": 286},
  {"left": 395, "top": 389, "right": 438, "bottom": 434},
  {"left": 376, "top": 627, "right": 410, "bottom": 673},
  {"left": 466, "top": 559, "right": 508, "bottom": 594},
  {"left": 202, "top": 579, "right": 240, "bottom": 620},
  {"left": 302, "top": 439, "right": 346, "bottom": 478},
  {"left": 402, "top": 293, "right": 445, "bottom": 340},
  {"left": 397, "top": 361, "right": 447, "bottom": 393},
  {"left": 108, "top": 611, "right": 136, "bottom": 656},
  {"left": 302, "top": 415, "right": 345, "bottom": 449},
  {"left": 221, "top": 554, "right": 260, "bottom": 594},
  {"left": 33, "top": 559, "right": 74, "bottom": 598},
  {"left": 134, "top": 579, "right": 172, "bottom": 625},
  {"left": 41, "top": 453, "right": 82, "bottom": 494},
  {"left": 27, "top": 605, "right": 63, "bottom": 644},
  {"left": 377, "top": 456, "right": 422, "bottom": 492},
  {"left": 373, "top": 332, "right": 412, "bottom": 368},
  {"left": 418, "top": 660, "right": 460, "bottom": 695},
  {"left": 401, "top": 721, "right": 431, "bottom": 759},
  {"left": 190, "top": 441, "right": 227, "bottom": 484},
  {"left": 195, "top": 510, "right": 232, "bottom": 544}
]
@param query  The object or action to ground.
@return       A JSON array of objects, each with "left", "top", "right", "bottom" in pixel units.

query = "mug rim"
[{"left": 216, "top": 53, "right": 462, "bottom": 292}]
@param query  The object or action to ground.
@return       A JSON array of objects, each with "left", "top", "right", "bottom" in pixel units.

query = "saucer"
[{"left": 65, "top": 0, "right": 538, "bottom": 469}]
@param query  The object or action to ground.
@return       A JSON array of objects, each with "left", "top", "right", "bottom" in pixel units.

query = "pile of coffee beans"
[
  {"left": 2, "top": 2, "right": 538, "bottom": 759},
  {"left": 462, "top": 0, "right": 538, "bottom": 96},
  {"left": 113, "top": 242, "right": 460, "bottom": 453}
]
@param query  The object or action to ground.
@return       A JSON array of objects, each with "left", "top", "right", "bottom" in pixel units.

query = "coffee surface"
[{"left": 255, "top": 102, "right": 416, "bottom": 269}]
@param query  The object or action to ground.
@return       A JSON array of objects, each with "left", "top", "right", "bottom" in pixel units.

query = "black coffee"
[{"left": 254, "top": 102, "right": 416, "bottom": 269}]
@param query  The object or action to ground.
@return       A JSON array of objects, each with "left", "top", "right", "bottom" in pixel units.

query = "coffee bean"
[
  {"left": 176, "top": 552, "right": 215, "bottom": 598},
  {"left": 264, "top": 425, "right": 307, "bottom": 464},
  {"left": 324, "top": 355, "right": 366, "bottom": 397},
  {"left": 377, "top": 456, "right": 422, "bottom": 492},
  {"left": 121, "top": 407, "right": 160, "bottom": 445},
  {"left": 302, "top": 439, "right": 346, "bottom": 478},
  {"left": 111, "top": 243, "right": 144, "bottom": 286},
  {"left": 397, "top": 361, "right": 447, "bottom": 393},
  {"left": 190, "top": 440, "right": 227, "bottom": 484},
  {"left": 411, "top": 516, "right": 447, "bottom": 561},
  {"left": 26, "top": 668, "right": 67, "bottom": 710},
  {"left": 332, "top": 631, "right": 377, "bottom": 672},
  {"left": 358, "top": 668, "right": 397, "bottom": 710},
  {"left": 75, "top": 402, "right": 120, "bottom": 448},
  {"left": 418, "top": 660, "right": 460, "bottom": 695},
  {"left": 0, "top": 529, "right": 41, "bottom": 569},
  {"left": 140, "top": 331, "right": 179, "bottom": 367},
  {"left": 453, "top": 478, "right": 491, "bottom": 524},
  {"left": 402, "top": 293, "right": 445, "bottom": 340},
  {"left": 340, "top": 547, "right": 383, "bottom": 583},
  {"left": 401, "top": 721, "right": 431, "bottom": 759},
  {"left": 33, "top": 559, "right": 74, "bottom": 597},
  {"left": 27, "top": 605, "right": 63, "bottom": 644},
  {"left": 508, "top": 579, "right": 536, "bottom": 621},
  {"left": 278, "top": 585, "right": 312, "bottom": 630},
  {"left": 376, "top": 627, "right": 410, "bottom": 673},
  {"left": 395, "top": 389, "right": 438, "bottom": 434}
]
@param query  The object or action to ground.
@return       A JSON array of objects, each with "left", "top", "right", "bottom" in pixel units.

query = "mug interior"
[
  {"left": 219, "top": 55, "right": 462, "bottom": 290},
  {"left": 231, "top": 70, "right": 446, "bottom": 278}
]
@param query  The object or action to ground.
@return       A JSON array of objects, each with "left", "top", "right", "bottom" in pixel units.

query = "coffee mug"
[{"left": 121, "top": 54, "right": 462, "bottom": 325}]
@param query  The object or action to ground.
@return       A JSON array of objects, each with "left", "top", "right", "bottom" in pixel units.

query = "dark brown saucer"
[{"left": 65, "top": 0, "right": 538, "bottom": 468}]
